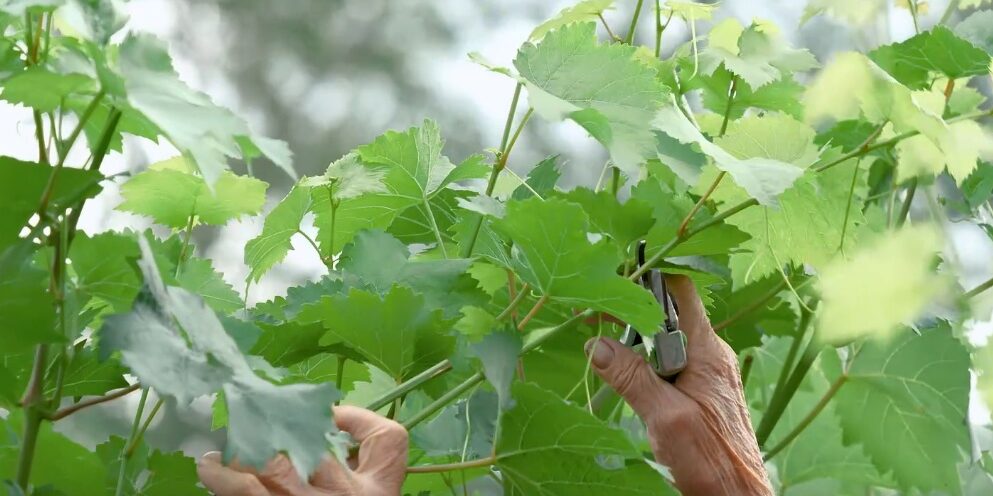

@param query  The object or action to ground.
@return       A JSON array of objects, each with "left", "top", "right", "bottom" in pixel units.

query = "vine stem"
[
  {"left": 896, "top": 178, "right": 918, "bottom": 227},
  {"left": 624, "top": 0, "right": 646, "bottom": 44},
  {"left": 816, "top": 109, "right": 991, "bottom": 174},
  {"left": 755, "top": 316, "right": 820, "bottom": 448},
  {"left": 115, "top": 388, "right": 149, "bottom": 496},
  {"left": 407, "top": 455, "right": 497, "bottom": 474},
  {"left": 460, "top": 85, "right": 531, "bottom": 258},
  {"left": 740, "top": 352, "right": 755, "bottom": 390},
  {"left": 49, "top": 384, "right": 141, "bottom": 420},
  {"left": 598, "top": 14, "right": 621, "bottom": 42},
  {"left": 516, "top": 294, "right": 548, "bottom": 330},
  {"left": 496, "top": 284, "right": 530, "bottom": 321},
  {"left": 654, "top": 1, "right": 674, "bottom": 58},
  {"left": 939, "top": 0, "right": 961, "bottom": 25},
  {"left": 125, "top": 398, "right": 164, "bottom": 457},
  {"left": 965, "top": 276, "right": 993, "bottom": 299},
  {"left": 402, "top": 372, "right": 484, "bottom": 430},
  {"left": 15, "top": 345, "right": 48, "bottom": 490},
  {"left": 762, "top": 374, "right": 847, "bottom": 461},
  {"left": 713, "top": 278, "right": 789, "bottom": 332}
]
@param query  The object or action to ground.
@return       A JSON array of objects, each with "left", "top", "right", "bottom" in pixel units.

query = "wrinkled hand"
[
  {"left": 585, "top": 275, "right": 772, "bottom": 495},
  {"left": 197, "top": 405, "right": 408, "bottom": 496}
]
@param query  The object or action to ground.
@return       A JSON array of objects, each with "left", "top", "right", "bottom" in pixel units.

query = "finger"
[
  {"left": 332, "top": 405, "right": 409, "bottom": 480},
  {"left": 255, "top": 454, "right": 312, "bottom": 494},
  {"left": 197, "top": 452, "right": 270, "bottom": 496},
  {"left": 310, "top": 455, "right": 357, "bottom": 492},
  {"left": 584, "top": 337, "right": 684, "bottom": 422},
  {"left": 664, "top": 274, "right": 709, "bottom": 336}
]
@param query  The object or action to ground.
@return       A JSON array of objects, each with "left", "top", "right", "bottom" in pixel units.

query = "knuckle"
[
  {"left": 382, "top": 419, "right": 409, "bottom": 445},
  {"left": 611, "top": 356, "right": 648, "bottom": 398}
]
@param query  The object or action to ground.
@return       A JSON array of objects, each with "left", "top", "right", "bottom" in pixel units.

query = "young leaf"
[
  {"left": 869, "top": 26, "right": 991, "bottom": 90},
  {"left": 175, "top": 256, "right": 243, "bottom": 314},
  {"left": 116, "top": 34, "right": 294, "bottom": 184},
  {"left": 244, "top": 185, "right": 313, "bottom": 283},
  {"left": 685, "top": 65, "right": 804, "bottom": 120},
  {"left": 298, "top": 152, "right": 387, "bottom": 199},
  {"left": 816, "top": 225, "right": 945, "bottom": 344},
  {"left": 0, "top": 67, "right": 94, "bottom": 111},
  {"left": 528, "top": 0, "right": 614, "bottom": 41},
  {"left": 699, "top": 19, "right": 817, "bottom": 89},
  {"left": 514, "top": 22, "right": 667, "bottom": 178},
  {"left": 493, "top": 197, "right": 662, "bottom": 333},
  {"left": 834, "top": 325, "right": 970, "bottom": 492},
  {"left": 99, "top": 235, "right": 342, "bottom": 478},
  {"left": 653, "top": 104, "right": 805, "bottom": 206},
  {"left": 118, "top": 157, "right": 267, "bottom": 228}
]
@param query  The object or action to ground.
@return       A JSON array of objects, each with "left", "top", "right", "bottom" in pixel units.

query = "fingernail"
[{"left": 584, "top": 338, "right": 613, "bottom": 368}]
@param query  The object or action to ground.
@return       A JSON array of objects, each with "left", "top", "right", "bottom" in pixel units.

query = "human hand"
[
  {"left": 585, "top": 275, "right": 772, "bottom": 496},
  {"left": 197, "top": 405, "right": 408, "bottom": 496}
]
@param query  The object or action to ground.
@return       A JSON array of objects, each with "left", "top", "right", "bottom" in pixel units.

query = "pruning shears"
[{"left": 620, "top": 242, "right": 687, "bottom": 381}]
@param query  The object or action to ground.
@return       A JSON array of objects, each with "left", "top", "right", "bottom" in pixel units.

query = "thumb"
[{"left": 585, "top": 337, "right": 683, "bottom": 421}]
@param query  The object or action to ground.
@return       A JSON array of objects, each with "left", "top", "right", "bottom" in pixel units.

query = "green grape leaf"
[
  {"left": 311, "top": 187, "right": 413, "bottom": 257},
  {"left": 341, "top": 364, "right": 397, "bottom": 414},
  {"left": 338, "top": 229, "right": 480, "bottom": 317},
  {"left": 709, "top": 149, "right": 865, "bottom": 286},
  {"left": 142, "top": 450, "right": 209, "bottom": 496},
  {"left": 529, "top": 0, "right": 614, "bottom": 41},
  {"left": 493, "top": 197, "right": 662, "bottom": 333},
  {"left": 511, "top": 155, "right": 561, "bottom": 200},
  {"left": 495, "top": 382, "right": 677, "bottom": 495},
  {"left": 99, "top": 235, "right": 342, "bottom": 478},
  {"left": 686, "top": 65, "right": 804, "bottom": 120},
  {"left": 175, "top": 256, "right": 242, "bottom": 314},
  {"left": 653, "top": 104, "right": 804, "bottom": 206},
  {"left": 471, "top": 328, "right": 521, "bottom": 409},
  {"left": 752, "top": 342, "right": 886, "bottom": 491},
  {"left": 118, "top": 157, "right": 267, "bottom": 228},
  {"left": 0, "top": 156, "right": 103, "bottom": 251},
  {"left": 700, "top": 19, "right": 817, "bottom": 89},
  {"left": 834, "top": 325, "right": 970, "bottom": 492},
  {"left": 802, "top": 0, "right": 886, "bottom": 25},
  {"left": 817, "top": 225, "right": 945, "bottom": 344},
  {"left": 50, "top": 348, "right": 128, "bottom": 398},
  {"left": 314, "top": 285, "right": 453, "bottom": 380},
  {"left": 0, "top": 414, "right": 107, "bottom": 495},
  {"left": 514, "top": 22, "right": 667, "bottom": 179},
  {"left": 869, "top": 26, "right": 991, "bottom": 90},
  {"left": 554, "top": 187, "right": 655, "bottom": 255},
  {"left": 69, "top": 231, "right": 140, "bottom": 311},
  {"left": 116, "top": 34, "right": 294, "bottom": 184},
  {"left": 244, "top": 185, "right": 313, "bottom": 282},
  {"left": 0, "top": 67, "right": 94, "bottom": 111},
  {"left": 0, "top": 242, "right": 60, "bottom": 353},
  {"left": 895, "top": 119, "right": 993, "bottom": 184},
  {"left": 388, "top": 188, "right": 467, "bottom": 247},
  {"left": 95, "top": 436, "right": 147, "bottom": 495}
]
